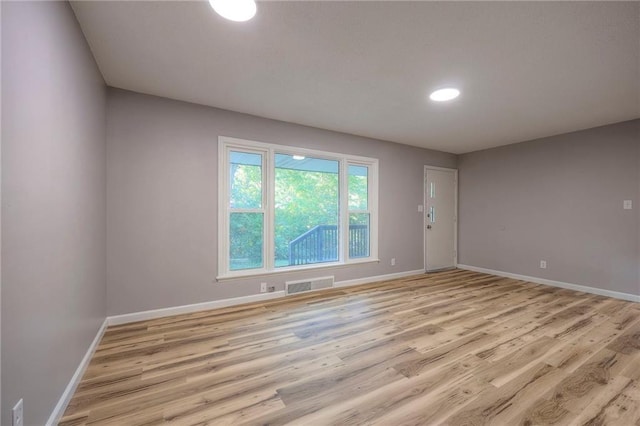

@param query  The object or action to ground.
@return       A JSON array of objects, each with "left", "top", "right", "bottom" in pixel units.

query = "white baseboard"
[
  {"left": 107, "top": 291, "right": 286, "bottom": 326},
  {"left": 334, "top": 269, "right": 425, "bottom": 288},
  {"left": 46, "top": 318, "right": 109, "bottom": 426},
  {"left": 457, "top": 264, "right": 640, "bottom": 303},
  {"left": 107, "top": 269, "right": 427, "bottom": 326}
]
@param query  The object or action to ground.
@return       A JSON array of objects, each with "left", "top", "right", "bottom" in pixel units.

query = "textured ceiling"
[{"left": 71, "top": 1, "right": 640, "bottom": 154}]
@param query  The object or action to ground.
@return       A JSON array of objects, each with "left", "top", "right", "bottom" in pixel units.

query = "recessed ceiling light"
[
  {"left": 429, "top": 88, "right": 460, "bottom": 102},
  {"left": 209, "top": 0, "right": 257, "bottom": 22},
  {"left": 292, "top": 155, "right": 306, "bottom": 160}
]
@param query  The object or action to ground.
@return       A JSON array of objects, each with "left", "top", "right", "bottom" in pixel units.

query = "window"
[
  {"left": 275, "top": 154, "right": 339, "bottom": 268},
  {"left": 228, "top": 151, "right": 264, "bottom": 271},
  {"left": 348, "top": 165, "right": 370, "bottom": 259},
  {"left": 219, "top": 137, "right": 378, "bottom": 278}
]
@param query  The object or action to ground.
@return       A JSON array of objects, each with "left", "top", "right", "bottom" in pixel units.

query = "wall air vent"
[{"left": 285, "top": 276, "right": 334, "bottom": 295}]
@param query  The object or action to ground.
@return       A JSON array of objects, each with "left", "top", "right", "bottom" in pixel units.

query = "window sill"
[{"left": 216, "top": 258, "right": 380, "bottom": 282}]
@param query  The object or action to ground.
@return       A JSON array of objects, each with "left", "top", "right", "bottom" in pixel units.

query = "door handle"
[{"left": 427, "top": 225, "right": 432, "bottom": 229}]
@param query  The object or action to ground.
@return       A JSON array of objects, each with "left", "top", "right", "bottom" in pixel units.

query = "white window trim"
[{"left": 217, "top": 136, "right": 379, "bottom": 280}]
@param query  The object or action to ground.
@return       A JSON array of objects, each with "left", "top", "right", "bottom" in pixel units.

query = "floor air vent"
[{"left": 286, "top": 276, "right": 334, "bottom": 295}]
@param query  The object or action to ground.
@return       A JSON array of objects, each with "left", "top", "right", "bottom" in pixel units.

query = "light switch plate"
[
  {"left": 418, "top": 205, "right": 424, "bottom": 212},
  {"left": 624, "top": 200, "right": 632, "bottom": 210}
]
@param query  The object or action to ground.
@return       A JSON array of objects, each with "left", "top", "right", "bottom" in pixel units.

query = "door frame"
[{"left": 423, "top": 166, "right": 458, "bottom": 272}]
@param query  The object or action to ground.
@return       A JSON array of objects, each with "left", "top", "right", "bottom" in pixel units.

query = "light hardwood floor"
[{"left": 60, "top": 269, "right": 640, "bottom": 425}]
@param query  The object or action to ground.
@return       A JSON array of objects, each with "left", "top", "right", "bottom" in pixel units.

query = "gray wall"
[
  {"left": 1, "top": 1, "right": 4, "bottom": 418},
  {"left": 458, "top": 120, "right": 640, "bottom": 296},
  {"left": 106, "top": 88, "right": 456, "bottom": 315},
  {"left": 1, "top": 2, "right": 107, "bottom": 425}
]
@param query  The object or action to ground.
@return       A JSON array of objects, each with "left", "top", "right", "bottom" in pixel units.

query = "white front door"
[{"left": 425, "top": 167, "right": 457, "bottom": 271}]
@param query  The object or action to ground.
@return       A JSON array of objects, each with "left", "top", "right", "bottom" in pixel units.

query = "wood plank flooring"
[{"left": 60, "top": 269, "right": 640, "bottom": 425}]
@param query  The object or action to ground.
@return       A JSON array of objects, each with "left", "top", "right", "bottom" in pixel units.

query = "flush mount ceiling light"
[
  {"left": 429, "top": 87, "right": 460, "bottom": 102},
  {"left": 209, "top": 0, "right": 257, "bottom": 22}
]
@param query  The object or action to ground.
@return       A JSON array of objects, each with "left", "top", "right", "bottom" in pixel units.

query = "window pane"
[
  {"left": 229, "top": 151, "right": 262, "bottom": 209},
  {"left": 349, "top": 213, "right": 370, "bottom": 258},
  {"left": 274, "top": 153, "right": 339, "bottom": 267},
  {"left": 348, "top": 165, "right": 368, "bottom": 210},
  {"left": 229, "top": 212, "right": 263, "bottom": 270}
]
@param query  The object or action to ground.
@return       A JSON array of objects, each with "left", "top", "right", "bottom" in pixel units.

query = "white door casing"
[{"left": 424, "top": 167, "right": 457, "bottom": 271}]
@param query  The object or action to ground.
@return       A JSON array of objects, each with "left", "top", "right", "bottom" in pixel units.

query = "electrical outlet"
[
  {"left": 391, "top": 258, "right": 396, "bottom": 266},
  {"left": 13, "top": 399, "right": 23, "bottom": 426},
  {"left": 540, "top": 260, "right": 547, "bottom": 269},
  {"left": 260, "top": 282, "right": 267, "bottom": 293},
  {"left": 624, "top": 200, "right": 632, "bottom": 210}
]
